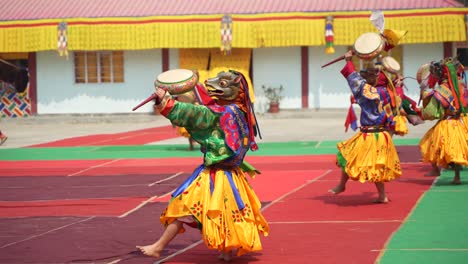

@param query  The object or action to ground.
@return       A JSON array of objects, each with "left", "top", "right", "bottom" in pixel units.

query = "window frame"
[{"left": 74, "top": 51, "right": 124, "bottom": 84}]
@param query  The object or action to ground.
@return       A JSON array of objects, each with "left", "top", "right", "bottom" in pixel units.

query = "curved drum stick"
[
  {"left": 321, "top": 51, "right": 355, "bottom": 68},
  {"left": 132, "top": 93, "right": 158, "bottom": 111},
  {"left": 321, "top": 55, "right": 346, "bottom": 68}
]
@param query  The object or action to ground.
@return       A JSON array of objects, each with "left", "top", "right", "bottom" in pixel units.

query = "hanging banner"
[
  {"left": 325, "top": 16, "right": 335, "bottom": 54},
  {"left": 220, "top": 14, "right": 233, "bottom": 55},
  {"left": 57, "top": 21, "right": 68, "bottom": 59}
]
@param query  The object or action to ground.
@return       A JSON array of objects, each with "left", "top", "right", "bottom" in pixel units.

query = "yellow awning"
[{"left": 0, "top": 8, "right": 466, "bottom": 52}]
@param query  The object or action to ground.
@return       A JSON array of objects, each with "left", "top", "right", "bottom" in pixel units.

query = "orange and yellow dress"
[
  {"left": 337, "top": 61, "right": 402, "bottom": 183},
  {"left": 157, "top": 98, "right": 269, "bottom": 256},
  {"left": 419, "top": 63, "right": 468, "bottom": 168}
]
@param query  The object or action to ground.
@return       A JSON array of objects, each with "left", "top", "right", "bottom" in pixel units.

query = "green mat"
[
  {"left": 0, "top": 139, "right": 422, "bottom": 161},
  {"left": 378, "top": 169, "right": 468, "bottom": 264}
]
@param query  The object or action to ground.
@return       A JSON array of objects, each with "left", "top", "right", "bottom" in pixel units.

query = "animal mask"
[{"left": 204, "top": 71, "right": 242, "bottom": 101}]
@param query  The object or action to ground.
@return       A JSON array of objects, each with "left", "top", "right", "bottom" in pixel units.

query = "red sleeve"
[
  {"left": 160, "top": 98, "right": 175, "bottom": 117},
  {"left": 194, "top": 83, "right": 215, "bottom": 105},
  {"left": 341, "top": 61, "right": 356, "bottom": 78}
]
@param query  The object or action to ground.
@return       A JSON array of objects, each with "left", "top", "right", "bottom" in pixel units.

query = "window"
[{"left": 74, "top": 51, "right": 124, "bottom": 83}]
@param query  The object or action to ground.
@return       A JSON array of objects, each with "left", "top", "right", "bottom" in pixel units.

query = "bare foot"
[
  {"left": 0, "top": 135, "right": 7, "bottom": 146},
  {"left": 223, "top": 251, "right": 233, "bottom": 262},
  {"left": 136, "top": 244, "right": 162, "bottom": 258},
  {"left": 372, "top": 197, "right": 389, "bottom": 204},
  {"left": 328, "top": 185, "right": 345, "bottom": 195},
  {"left": 372, "top": 197, "right": 390, "bottom": 203}
]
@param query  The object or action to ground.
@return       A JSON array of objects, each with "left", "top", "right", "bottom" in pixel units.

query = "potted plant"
[{"left": 262, "top": 85, "right": 284, "bottom": 113}]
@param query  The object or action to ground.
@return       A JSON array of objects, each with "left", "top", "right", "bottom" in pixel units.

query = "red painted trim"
[
  {"left": 234, "top": 10, "right": 468, "bottom": 21},
  {"left": 28, "top": 52, "right": 37, "bottom": 115},
  {"left": 0, "top": 17, "right": 220, "bottom": 28},
  {"left": 301, "top": 46, "right": 309, "bottom": 109},
  {"left": 162, "top": 48, "right": 169, "bottom": 72},
  {"left": 443, "top": 42, "right": 453, "bottom": 57},
  {"left": 69, "top": 17, "right": 219, "bottom": 25},
  {"left": 1, "top": 10, "right": 467, "bottom": 28}
]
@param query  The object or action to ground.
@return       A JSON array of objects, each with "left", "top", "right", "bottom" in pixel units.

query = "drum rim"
[
  {"left": 416, "top": 63, "right": 431, "bottom": 84},
  {"left": 382, "top": 56, "right": 400, "bottom": 72},
  {"left": 353, "top": 32, "right": 383, "bottom": 55},
  {"left": 157, "top": 69, "right": 194, "bottom": 85}
]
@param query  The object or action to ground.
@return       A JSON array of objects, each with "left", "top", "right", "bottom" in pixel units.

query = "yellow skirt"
[
  {"left": 337, "top": 131, "right": 402, "bottom": 183},
  {"left": 394, "top": 115, "right": 409, "bottom": 136},
  {"left": 419, "top": 118, "right": 468, "bottom": 168},
  {"left": 176, "top": 127, "right": 191, "bottom": 138},
  {"left": 462, "top": 113, "right": 468, "bottom": 131},
  {"left": 160, "top": 166, "right": 269, "bottom": 256}
]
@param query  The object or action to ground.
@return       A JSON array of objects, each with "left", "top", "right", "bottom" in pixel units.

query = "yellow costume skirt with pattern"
[
  {"left": 337, "top": 131, "right": 402, "bottom": 183},
  {"left": 462, "top": 114, "right": 468, "bottom": 130},
  {"left": 394, "top": 115, "right": 409, "bottom": 136},
  {"left": 160, "top": 165, "right": 269, "bottom": 256},
  {"left": 419, "top": 118, "right": 468, "bottom": 168}
]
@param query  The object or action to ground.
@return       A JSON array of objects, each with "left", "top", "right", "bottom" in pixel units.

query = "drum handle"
[
  {"left": 132, "top": 93, "right": 160, "bottom": 111},
  {"left": 321, "top": 51, "right": 355, "bottom": 68}
]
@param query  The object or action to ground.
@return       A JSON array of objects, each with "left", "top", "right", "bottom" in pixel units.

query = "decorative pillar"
[{"left": 301, "top": 47, "right": 309, "bottom": 109}]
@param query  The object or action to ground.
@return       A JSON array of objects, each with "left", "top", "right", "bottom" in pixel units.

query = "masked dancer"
[
  {"left": 329, "top": 50, "right": 403, "bottom": 203},
  {"left": 418, "top": 58, "right": 468, "bottom": 183},
  {"left": 136, "top": 70, "right": 269, "bottom": 261}
]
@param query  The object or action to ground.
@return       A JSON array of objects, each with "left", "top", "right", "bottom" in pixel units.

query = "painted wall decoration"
[
  {"left": 57, "top": 21, "right": 68, "bottom": 59},
  {"left": 0, "top": 82, "right": 31, "bottom": 117},
  {"left": 325, "top": 16, "right": 335, "bottom": 54},
  {"left": 220, "top": 14, "right": 233, "bottom": 55}
]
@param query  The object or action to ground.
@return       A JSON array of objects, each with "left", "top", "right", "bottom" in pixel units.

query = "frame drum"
[
  {"left": 381, "top": 56, "right": 400, "bottom": 74},
  {"left": 154, "top": 69, "right": 198, "bottom": 95},
  {"left": 353, "top": 32, "right": 384, "bottom": 60},
  {"left": 416, "top": 63, "right": 431, "bottom": 85}
]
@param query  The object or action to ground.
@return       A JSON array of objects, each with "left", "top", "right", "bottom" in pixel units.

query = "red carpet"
[
  {"left": 156, "top": 160, "right": 434, "bottom": 264},
  {"left": 0, "top": 197, "right": 149, "bottom": 218},
  {"left": 27, "top": 125, "right": 178, "bottom": 147},
  {"left": 0, "top": 158, "right": 201, "bottom": 177},
  {"left": 0, "top": 146, "right": 436, "bottom": 264}
]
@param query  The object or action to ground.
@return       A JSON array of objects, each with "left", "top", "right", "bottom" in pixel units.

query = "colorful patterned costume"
[
  {"left": 172, "top": 90, "right": 197, "bottom": 150},
  {"left": 155, "top": 72, "right": 269, "bottom": 256},
  {"left": 337, "top": 61, "right": 402, "bottom": 183},
  {"left": 419, "top": 60, "right": 468, "bottom": 169},
  {"left": 394, "top": 77, "right": 423, "bottom": 127},
  {"left": 458, "top": 69, "right": 468, "bottom": 130}
]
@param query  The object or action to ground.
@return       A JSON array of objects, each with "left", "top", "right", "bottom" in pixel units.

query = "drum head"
[
  {"left": 157, "top": 69, "right": 193, "bottom": 84},
  {"left": 382, "top": 56, "right": 400, "bottom": 74},
  {"left": 416, "top": 63, "right": 431, "bottom": 84},
  {"left": 353, "top": 32, "right": 383, "bottom": 55},
  {"left": 155, "top": 69, "right": 198, "bottom": 95}
]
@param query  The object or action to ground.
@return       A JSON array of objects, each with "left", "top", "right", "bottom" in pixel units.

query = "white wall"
[
  {"left": 169, "top": 49, "right": 180, "bottom": 69},
  {"left": 252, "top": 47, "right": 302, "bottom": 113},
  {"left": 401, "top": 43, "right": 443, "bottom": 101},
  {"left": 36, "top": 50, "right": 163, "bottom": 114},
  {"left": 35, "top": 44, "right": 443, "bottom": 114},
  {"left": 309, "top": 45, "right": 350, "bottom": 109}
]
